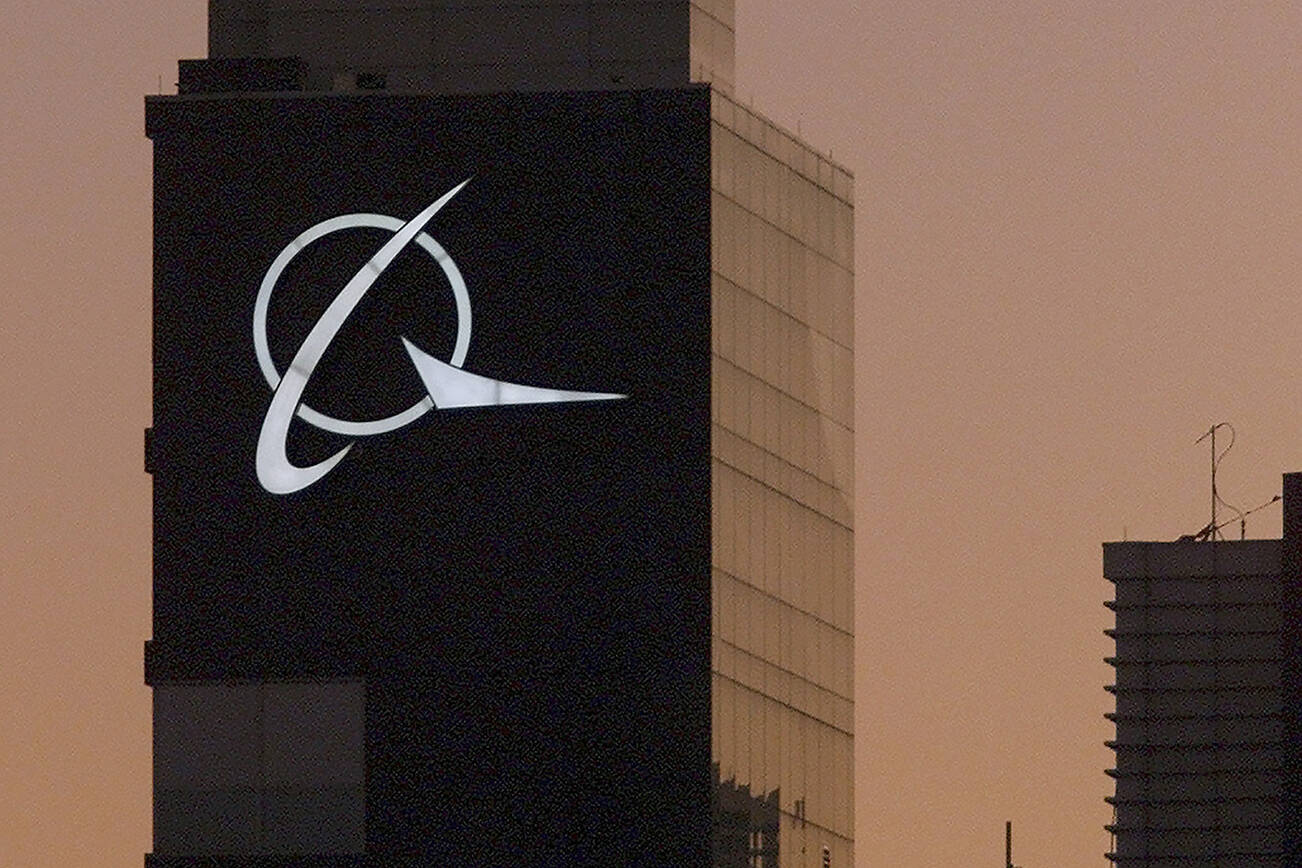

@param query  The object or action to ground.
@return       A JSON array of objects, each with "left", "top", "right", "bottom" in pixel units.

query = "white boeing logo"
[{"left": 253, "top": 179, "right": 626, "bottom": 495}]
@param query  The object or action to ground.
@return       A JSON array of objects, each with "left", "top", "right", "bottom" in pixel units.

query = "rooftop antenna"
[
  {"left": 1204, "top": 493, "right": 1281, "bottom": 540},
  {"left": 1005, "top": 821, "right": 1021, "bottom": 868},
  {"left": 1192, "top": 422, "right": 1245, "bottom": 541}
]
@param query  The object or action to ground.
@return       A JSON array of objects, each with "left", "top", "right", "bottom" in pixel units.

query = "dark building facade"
[
  {"left": 146, "top": 3, "right": 854, "bottom": 865},
  {"left": 1102, "top": 472, "right": 1302, "bottom": 867}
]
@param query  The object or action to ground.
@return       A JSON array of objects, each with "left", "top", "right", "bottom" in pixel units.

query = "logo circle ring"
[{"left": 253, "top": 213, "right": 472, "bottom": 436}]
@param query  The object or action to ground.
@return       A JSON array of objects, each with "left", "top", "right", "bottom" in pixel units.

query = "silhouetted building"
[
  {"left": 1103, "top": 472, "right": 1302, "bottom": 866},
  {"left": 146, "top": 2, "right": 853, "bottom": 865},
  {"left": 713, "top": 763, "right": 780, "bottom": 868}
]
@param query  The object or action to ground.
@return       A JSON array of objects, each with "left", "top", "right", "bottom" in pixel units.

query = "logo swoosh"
[
  {"left": 401, "top": 337, "right": 625, "bottom": 408},
  {"left": 256, "top": 181, "right": 470, "bottom": 494}
]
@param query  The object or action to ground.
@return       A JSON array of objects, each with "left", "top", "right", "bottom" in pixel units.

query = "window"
[{"left": 153, "top": 680, "right": 364, "bottom": 855}]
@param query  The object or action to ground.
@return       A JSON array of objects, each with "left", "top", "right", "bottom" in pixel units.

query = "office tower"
[
  {"left": 145, "top": 2, "right": 853, "bottom": 864},
  {"left": 1102, "top": 472, "right": 1302, "bottom": 866}
]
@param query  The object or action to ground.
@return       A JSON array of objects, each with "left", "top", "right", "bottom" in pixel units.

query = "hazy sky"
[{"left": 5, "top": 1, "right": 1302, "bottom": 865}]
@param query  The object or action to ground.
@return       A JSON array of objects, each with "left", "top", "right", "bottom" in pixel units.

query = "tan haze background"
[{"left": 5, "top": 1, "right": 1302, "bottom": 865}]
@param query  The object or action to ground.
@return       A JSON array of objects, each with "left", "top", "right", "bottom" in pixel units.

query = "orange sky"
[{"left": 5, "top": 1, "right": 1302, "bottom": 865}]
